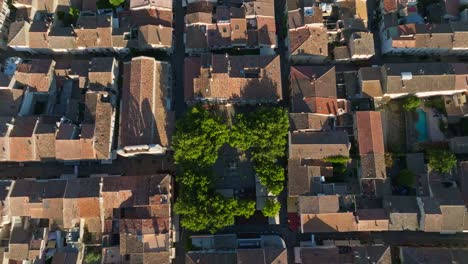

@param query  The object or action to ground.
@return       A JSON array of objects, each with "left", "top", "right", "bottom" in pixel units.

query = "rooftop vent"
[{"left": 401, "top": 72, "right": 413, "bottom": 80}]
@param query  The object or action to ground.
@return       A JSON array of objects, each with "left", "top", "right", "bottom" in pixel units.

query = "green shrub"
[
  {"left": 262, "top": 198, "right": 281, "bottom": 217},
  {"left": 323, "top": 155, "right": 350, "bottom": 164},
  {"left": 84, "top": 250, "right": 101, "bottom": 264},
  {"left": 427, "top": 149, "right": 457, "bottom": 174},
  {"left": 401, "top": 95, "right": 421, "bottom": 112}
]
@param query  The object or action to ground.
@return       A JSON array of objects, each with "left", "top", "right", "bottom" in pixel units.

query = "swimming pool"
[{"left": 415, "top": 108, "right": 428, "bottom": 142}]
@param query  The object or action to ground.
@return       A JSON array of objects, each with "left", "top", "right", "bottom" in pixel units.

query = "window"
[{"left": 235, "top": 25, "right": 239, "bottom": 30}]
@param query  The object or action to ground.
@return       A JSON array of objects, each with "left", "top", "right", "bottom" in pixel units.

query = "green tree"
[
  {"left": 262, "top": 198, "right": 281, "bottom": 217},
  {"left": 401, "top": 95, "right": 421, "bottom": 112},
  {"left": 229, "top": 114, "right": 253, "bottom": 151},
  {"left": 175, "top": 193, "right": 255, "bottom": 233},
  {"left": 84, "top": 250, "right": 101, "bottom": 264},
  {"left": 427, "top": 149, "right": 457, "bottom": 174},
  {"left": 173, "top": 107, "right": 229, "bottom": 167},
  {"left": 109, "top": 0, "right": 125, "bottom": 6},
  {"left": 397, "top": 169, "right": 415, "bottom": 188},
  {"left": 247, "top": 107, "right": 289, "bottom": 162},
  {"left": 69, "top": 7, "right": 80, "bottom": 18}
]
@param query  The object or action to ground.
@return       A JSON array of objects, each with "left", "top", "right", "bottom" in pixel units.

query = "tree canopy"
[
  {"left": 173, "top": 106, "right": 288, "bottom": 233},
  {"left": 262, "top": 198, "right": 281, "bottom": 217},
  {"left": 175, "top": 192, "right": 255, "bottom": 233},
  {"left": 427, "top": 149, "right": 457, "bottom": 174},
  {"left": 172, "top": 107, "right": 229, "bottom": 168},
  {"left": 109, "top": 0, "right": 125, "bottom": 6},
  {"left": 401, "top": 95, "right": 421, "bottom": 112}
]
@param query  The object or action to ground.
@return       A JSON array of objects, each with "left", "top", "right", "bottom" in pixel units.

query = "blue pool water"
[{"left": 415, "top": 109, "right": 428, "bottom": 142}]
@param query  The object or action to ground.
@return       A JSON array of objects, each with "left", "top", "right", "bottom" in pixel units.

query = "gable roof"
[
  {"left": 298, "top": 195, "right": 339, "bottom": 214},
  {"left": 289, "top": 113, "right": 334, "bottom": 131},
  {"left": 301, "top": 212, "right": 358, "bottom": 232},
  {"left": 355, "top": 111, "right": 385, "bottom": 155},
  {"left": 289, "top": 25, "right": 328, "bottom": 56},
  {"left": 289, "top": 131, "right": 350, "bottom": 160},
  {"left": 381, "top": 63, "right": 457, "bottom": 95},
  {"left": 290, "top": 66, "right": 336, "bottom": 98},
  {"left": 121, "top": 57, "right": 175, "bottom": 147}
]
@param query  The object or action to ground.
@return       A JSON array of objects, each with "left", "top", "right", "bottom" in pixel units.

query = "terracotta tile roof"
[
  {"left": 207, "top": 23, "right": 232, "bottom": 49},
  {"left": 451, "top": 22, "right": 468, "bottom": 49},
  {"left": 289, "top": 131, "right": 350, "bottom": 160},
  {"left": 75, "top": 14, "right": 112, "bottom": 48},
  {"left": 298, "top": 195, "right": 339, "bottom": 214},
  {"left": 15, "top": 59, "right": 55, "bottom": 92},
  {"left": 62, "top": 178, "right": 101, "bottom": 228},
  {"left": 51, "top": 252, "right": 78, "bottom": 264},
  {"left": 349, "top": 32, "right": 375, "bottom": 57},
  {"left": 185, "top": 12, "right": 213, "bottom": 24},
  {"left": 121, "top": 57, "right": 174, "bottom": 147},
  {"left": 381, "top": 63, "right": 457, "bottom": 95},
  {"left": 64, "top": 177, "right": 101, "bottom": 198},
  {"left": 9, "top": 117, "right": 38, "bottom": 161},
  {"left": 184, "top": 57, "right": 200, "bottom": 101},
  {"left": 120, "top": 233, "right": 169, "bottom": 255},
  {"left": 29, "top": 21, "right": 49, "bottom": 49},
  {"left": 130, "top": 0, "right": 172, "bottom": 9},
  {"left": 231, "top": 18, "right": 247, "bottom": 45},
  {"left": 290, "top": 25, "right": 327, "bottom": 56},
  {"left": 0, "top": 89, "right": 23, "bottom": 117},
  {"left": 143, "top": 252, "right": 171, "bottom": 264},
  {"left": 288, "top": 113, "right": 334, "bottom": 131},
  {"left": 256, "top": 16, "right": 276, "bottom": 32},
  {"left": 186, "top": 252, "right": 237, "bottom": 264},
  {"left": 360, "top": 154, "right": 387, "bottom": 179},
  {"left": 356, "top": 209, "right": 389, "bottom": 231},
  {"left": 9, "top": 179, "right": 66, "bottom": 223},
  {"left": 48, "top": 26, "right": 76, "bottom": 49},
  {"left": 187, "top": 1, "right": 215, "bottom": 13},
  {"left": 189, "top": 54, "right": 282, "bottom": 103},
  {"left": 138, "top": 24, "right": 173, "bottom": 48},
  {"left": 8, "top": 21, "right": 30, "bottom": 47},
  {"left": 186, "top": 24, "right": 208, "bottom": 50},
  {"left": 102, "top": 175, "right": 171, "bottom": 219},
  {"left": 244, "top": 1, "right": 275, "bottom": 17},
  {"left": 358, "top": 67, "right": 383, "bottom": 97},
  {"left": 290, "top": 66, "right": 336, "bottom": 98},
  {"left": 288, "top": 9, "right": 303, "bottom": 29},
  {"left": 355, "top": 111, "right": 384, "bottom": 155},
  {"left": 55, "top": 124, "right": 81, "bottom": 160},
  {"left": 34, "top": 116, "right": 59, "bottom": 160},
  {"left": 85, "top": 92, "right": 113, "bottom": 160},
  {"left": 384, "top": 196, "right": 419, "bottom": 231},
  {"left": 88, "top": 57, "right": 115, "bottom": 91},
  {"left": 419, "top": 197, "right": 442, "bottom": 232},
  {"left": 288, "top": 158, "right": 333, "bottom": 196},
  {"left": 301, "top": 212, "right": 358, "bottom": 232},
  {"left": 120, "top": 218, "right": 169, "bottom": 235}
]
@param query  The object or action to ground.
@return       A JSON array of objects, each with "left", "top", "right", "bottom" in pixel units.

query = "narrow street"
[{"left": 172, "top": 0, "right": 187, "bottom": 119}]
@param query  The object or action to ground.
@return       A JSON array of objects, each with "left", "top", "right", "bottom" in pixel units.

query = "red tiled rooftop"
[{"left": 355, "top": 111, "right": 385, "bottom": 155}]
